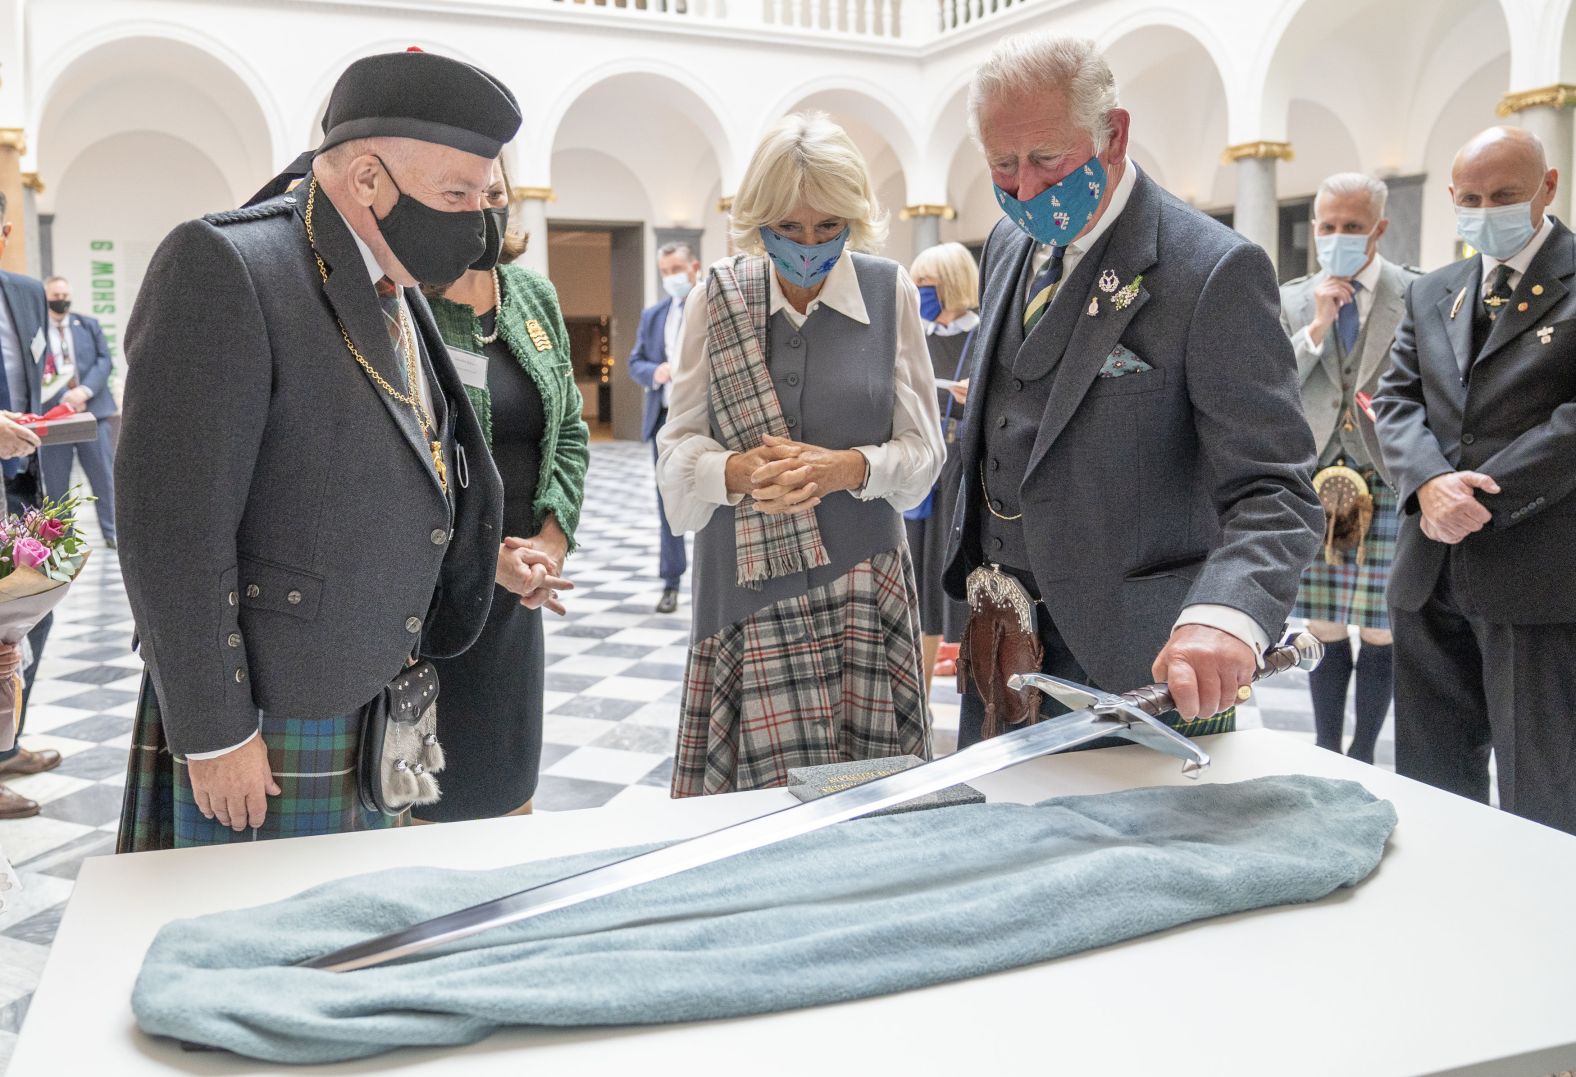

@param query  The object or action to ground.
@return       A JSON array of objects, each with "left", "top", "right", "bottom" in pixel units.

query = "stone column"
[
  {"left": 0, "top": 128, "right": 26, "bottom": 273},
  {"left": 901, "top": 205, "right": 952, "bottom": 257},
  {"left": 510, "top": 186, "right": 553, "bottom": 276},
  {"left": 1378, "top": 173, "right": 1426, "bottom": 268},
  {"left": 1499, "top": 84, "right": 1576, "bottom": 224},
  {"left": 1222, "top": 141, "right": 1293, "bottom": 270},
  {"left": 21, "top": 172, "right": 44, "bottom": 278}
]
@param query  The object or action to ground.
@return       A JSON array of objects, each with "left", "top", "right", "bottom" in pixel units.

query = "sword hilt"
[{"left": 1119, "top": 631, "right": 1324, "bottom": 718}]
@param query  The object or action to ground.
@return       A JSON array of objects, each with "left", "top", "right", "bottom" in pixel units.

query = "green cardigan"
[{"left": 428, "top": 263, "right": 589, "bottom": 548}]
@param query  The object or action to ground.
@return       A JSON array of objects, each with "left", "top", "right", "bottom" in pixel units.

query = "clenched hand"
[
  {"left": 1151, "top": 624, "right": 1257, "bottom": 721},
  {"left": 1418, "top": 471, "right": 1500, "bottom": 544}
]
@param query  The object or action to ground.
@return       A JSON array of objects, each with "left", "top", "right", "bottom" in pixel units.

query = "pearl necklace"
[{"left": 473, "top": 268, "right": 503, "bottom": 346}]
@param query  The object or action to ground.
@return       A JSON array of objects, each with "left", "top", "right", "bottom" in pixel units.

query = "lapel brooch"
[{"left": 1111, "top": 273, "right": 1144, "bottom": 311}]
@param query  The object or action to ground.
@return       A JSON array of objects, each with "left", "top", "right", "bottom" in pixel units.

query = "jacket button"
[
  {"left": 234, "top": 669, "right": 246, "bottom": 684},
  {"left": 405, "top": 617, "right": 422, "bottom": 634},
  {"left": 990, "top": 537, "right": 1004, "bottom": 551},
  {"left": 430, "top": 529, "right": 447, "bottom": 545},
  {"left": 227, "top": 633, "right": 241, "bottom": 648},
  {"left": 286, "top": 590, "right": 303, "bottom": 605},
  {"left": 786, "top": 416, "right": 797, "bottom": 429},
  {"left": 996, "top": 416, "right": 1007, "bottom": 429},
  {"left": 1462, "top": 433, "right": 1476, "bottom": 445},
  {"left": 786, "top": 372, "right": 800, "bottom": 386},
  {"left": 227, "top": 591, "right": 237, "bottom": 606},
  {"left": 1012, "top": 378, "right": 1024, "bottom": 392},
  {"left": 990, "top": 458, "right": 1001, "bottom": 472},
  {"left": 991, "top": 499, "right": 1004, "bottom": 512},
  {"left": 788, "top": 337, "right": 803, "bottom": 349},
  {"left": 245, "top": 584, "right": 261, "bottom": 599}
]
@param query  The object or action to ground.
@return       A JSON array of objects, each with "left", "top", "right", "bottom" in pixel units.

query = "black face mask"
[
  {"left": 372, "top": 156, "right": 487, "bottom": 285},
  {"left": 470, "top": 205, "right": 509, "bottom": 271},
  {"left": 47, "top": 299, "right": 71, "bottom": 315}
]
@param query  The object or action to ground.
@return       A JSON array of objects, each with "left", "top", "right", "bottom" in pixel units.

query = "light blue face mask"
[
  {"left": 994, "top": 155, "right": 1108, "bottom": 247},
  {"left": 1456, "top": 201, "right": 1537, "bottom": 261},
  {"left": 1315, "top": 231, "right": 1373, "bottom": 279},
  {"left": 760, "top": 226, "right": 848, "bottom": 288}
]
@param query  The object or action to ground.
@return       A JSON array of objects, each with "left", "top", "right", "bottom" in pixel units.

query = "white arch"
[
  {"left": 760, "top": 75, "right": 924, "bottom": 203},
  {"left": 30, "top": 19, "right": 289, "bottom": 171},
  {"left": 540, "top": 60, "right": 738, "bottom": 192}
]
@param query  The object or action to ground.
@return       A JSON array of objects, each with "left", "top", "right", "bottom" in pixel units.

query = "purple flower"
[
  {"left": 13, "top": 538, "right": 49, "bottom": 569},
  {"left": 37, "top": 518, "right": 65, "bottom": 542}
]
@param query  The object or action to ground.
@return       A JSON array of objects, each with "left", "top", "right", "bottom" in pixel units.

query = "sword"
[{"left": 301, "top": 632, "right": 1323, "bottom": 974}]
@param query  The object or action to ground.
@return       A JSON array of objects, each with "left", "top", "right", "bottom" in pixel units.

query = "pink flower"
[
  {"left": 13, "top": 538, "right": 49, "bottom": 569},
  {"left": 37, "top": 518, "right": 64, "bottom": 542}
]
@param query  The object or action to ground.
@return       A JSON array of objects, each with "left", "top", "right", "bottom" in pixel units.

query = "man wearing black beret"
[{"left": 116, "top": 49, "right": 517, "bottom": 849}]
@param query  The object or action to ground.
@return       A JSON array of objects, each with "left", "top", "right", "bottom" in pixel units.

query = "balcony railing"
[{"left": 550, "top": 0, "right": 1032, "bottom": 41}]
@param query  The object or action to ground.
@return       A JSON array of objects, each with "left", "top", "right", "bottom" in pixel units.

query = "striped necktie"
[
  {"left": 375, "top": 276, "right": 409, "bottom": 390},
  {"left": 1023, "top": 245, "right": 1068, "bottom": 333}
]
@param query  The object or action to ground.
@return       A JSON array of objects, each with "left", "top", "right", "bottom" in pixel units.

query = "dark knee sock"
[
  {"left": 1349, "top": 642, "right": 1394, "bottom": 764},
  {"left": 1308, "top": 636, "right": 1354, "bottom": 752}
]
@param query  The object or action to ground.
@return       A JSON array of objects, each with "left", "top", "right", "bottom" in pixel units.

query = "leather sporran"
[
  {"left": 1313, "top": 464, "right": 1374, "bottom": 567},
  {"left": 957, "top": 565, "right": 1044, "bottom": 740},
  {"left": 357, "top": 661, "right": 446, "bottom": 816}
]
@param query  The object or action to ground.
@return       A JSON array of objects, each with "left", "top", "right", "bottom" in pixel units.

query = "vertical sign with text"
[{"left": 89, "top": 240, "right": 117, "bottom": 360}]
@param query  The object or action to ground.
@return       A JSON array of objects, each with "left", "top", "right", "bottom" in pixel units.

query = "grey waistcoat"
[
  {"left": 1323, "top": 315, "right": 1374, "bottom": 468},
  {"left": 692, "top": 254, "right": 903, "bottom": 640},
  {"left": 977, "top": 245, "right": 1057, "bottom": 577}
]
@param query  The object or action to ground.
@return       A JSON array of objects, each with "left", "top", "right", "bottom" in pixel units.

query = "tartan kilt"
[
  {"left": 1292, "top": 476, "right": 1399, "bottom": 630},
  {"left": 673, "top": 546, "right": 931, "bottom": 797},
  {"left": 117, "top": 673, "right": 402, "bottom": 853}
]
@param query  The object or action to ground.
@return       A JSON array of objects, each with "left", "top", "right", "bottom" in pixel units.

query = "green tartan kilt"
[{"left": 117, "top": 674, "right": 402, "bottom": 853}]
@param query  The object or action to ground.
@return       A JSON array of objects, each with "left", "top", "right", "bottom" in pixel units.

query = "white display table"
[{"left": 12, "top": 730, "right": 1576, "bottom": 1076}]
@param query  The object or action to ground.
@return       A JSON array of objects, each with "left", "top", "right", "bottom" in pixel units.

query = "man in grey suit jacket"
[
  {"left": 1374, "top": 126, "right": 1576, "bottom": 834},
  {"left": 1279, "top": 173, "right": 1419, "bottom": 764},
  {"left": 942, "top": 33, "right": 1321, "bottom": 748},
  {"left": 116, "top": 50, "right": 513, "bottom": 848}
]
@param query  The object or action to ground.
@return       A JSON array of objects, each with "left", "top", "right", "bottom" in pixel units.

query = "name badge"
[
  {"left": 30, "top": 327, "right": 45, "bottom": 363},
  {"left": 447, "top": 346, "right": 488, "bottom": 390}
]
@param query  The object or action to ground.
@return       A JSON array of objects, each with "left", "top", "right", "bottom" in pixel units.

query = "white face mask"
[
  {"left": 1455, "top": 201, "right": 1538, "bottom": 261},
  {"left": 661, "top": 273, "right": 693, "bottom": 300},
  {"left": 1315, "top": 231, "right": 1373, "bottom": 279}
]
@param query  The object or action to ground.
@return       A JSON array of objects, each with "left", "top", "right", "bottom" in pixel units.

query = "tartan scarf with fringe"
[{"left": 705, "top": 255, "right": 830, "bottom": 589}]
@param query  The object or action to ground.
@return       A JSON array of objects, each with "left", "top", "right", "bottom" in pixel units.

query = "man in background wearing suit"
[
  {"left": 627, "top": 242, "right": 700, "bottom": 614},
  {"left": 0, "top": 191, "right": 59, "bottom": 817},
  {"left": 1374, "top": 126, "right": 1576, "bottom": 834},
  {"left": 39, "top": 275, "right": 119, "bottom": 549},
  {"left": 1280, "top": 173, "right": 1419, "bottom": 764},
  {"left": 943, "top": 33, "right": 1321, "bottom": 748}
]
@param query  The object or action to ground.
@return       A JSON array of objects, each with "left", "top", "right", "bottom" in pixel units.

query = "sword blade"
[{"left": 302, "top": 707, "right": 1142, "bottom": 973}]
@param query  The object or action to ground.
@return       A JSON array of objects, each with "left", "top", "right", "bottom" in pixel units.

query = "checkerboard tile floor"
[{"left": 0, "top": 440, "right": 1372, "bottom": 1070}]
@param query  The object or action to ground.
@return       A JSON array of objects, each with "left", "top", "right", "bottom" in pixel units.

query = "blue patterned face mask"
[
  {"left": 760, "top": 226, "right": 848, "bottom": 288},
  {"left": 995, "top": 155, "right": 1108, "bottom": 247}
]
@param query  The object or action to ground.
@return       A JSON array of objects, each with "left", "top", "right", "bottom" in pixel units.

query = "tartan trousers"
[{"left": 118, "top": 674, "right": 400, "bottom": 853}]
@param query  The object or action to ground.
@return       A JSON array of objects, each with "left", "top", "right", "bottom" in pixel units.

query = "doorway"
[{"left": 546, "top": 223, "right": 645, "bottom": 442}]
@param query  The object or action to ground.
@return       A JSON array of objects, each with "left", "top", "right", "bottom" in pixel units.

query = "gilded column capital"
[
  {"left": 1221, "top": 140, "right": 1294, "bottom": 165},
  {"left": 0, "top": 128, "right": 25, "bottom": 154},
  {"left": 1496, "top": 84, "right": 1576, "bottom": 117},
  {"left": 899, "top": 204, "right": 956, "bottom": 221},
  {"left": 510, "top": 185, "right": 554, "bottom": 202},
  {"left": 20, "top": 172, "right": 42, "bottom": 193}
]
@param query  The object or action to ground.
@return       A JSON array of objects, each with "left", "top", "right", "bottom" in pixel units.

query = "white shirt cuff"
[
  {"left": 1173, "top": 605, "right": 1270, "bottom": 665},
  {"left": 697, "top": 450, "right": 743, "bottom": 507},
  {"left": 851, "top": 445, "right": 881, "bottom": 499},
  {"left": 185, "top": 728, "right": 259, "bottom": 760},
  {"left": 1292, "top": 325, "right": 1319, "bottom": 353}
]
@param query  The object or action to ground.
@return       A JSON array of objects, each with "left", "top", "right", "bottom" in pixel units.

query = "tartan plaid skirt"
[
  {"left": 673, "top": 546, "right": 931, "bottom": 797},
  {"left": 117, "top": 674, "right": 401, "bottom": 853},
  {"left": 1292, "top": 477, "right": 1399, "bottom": 630}
]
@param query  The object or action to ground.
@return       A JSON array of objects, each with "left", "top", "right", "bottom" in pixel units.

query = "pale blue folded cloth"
[{"left": 132, "top": 775, "right": 1396, "bottom": 1063}]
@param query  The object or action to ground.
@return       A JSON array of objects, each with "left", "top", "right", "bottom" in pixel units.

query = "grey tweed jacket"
[
  {"left": 116, "top": 177, "right": 504, "bottom": 755},
  {"left": 943, "top": 171, "right": 1322, "bottom": 693}
]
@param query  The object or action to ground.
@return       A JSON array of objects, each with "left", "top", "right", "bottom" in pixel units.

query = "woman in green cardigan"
[{"left": 417, "top": 157, "right": 589, "bottom": 822}]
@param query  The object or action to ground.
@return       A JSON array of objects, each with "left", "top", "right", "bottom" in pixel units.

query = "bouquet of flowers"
[{"left": 0, "top": 490, "right": 92, "bottom": 751}]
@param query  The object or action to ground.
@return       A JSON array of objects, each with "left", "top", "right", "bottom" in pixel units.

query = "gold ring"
[{"left": 1236, "top": 685, "right": 1252, "bottom": 702}]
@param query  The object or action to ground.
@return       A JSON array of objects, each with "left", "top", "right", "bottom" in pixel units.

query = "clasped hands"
[
  {"left": 496, "top": 516, "right": 574, "bottom": 615},
  {"left": 1418, "top": 470, "right": 1500, "bottom": 545},
  {"left": 724, "top": 434, "right": 866, "bottom": 515}
]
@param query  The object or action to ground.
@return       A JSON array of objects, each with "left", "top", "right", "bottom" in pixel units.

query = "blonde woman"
[
  {"left": 907, "top": 242, "right": 980, "bottom": 690},
  {"left": 657, "top": 112, "right": 944, "bottom": 796}
]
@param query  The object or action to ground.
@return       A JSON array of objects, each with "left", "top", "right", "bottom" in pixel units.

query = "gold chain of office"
[
  {"left": 980, "top": 461, "right": 1022, "bottom": 521},
  {"left": 303, "top": 177, "right": 448, "bottom": 493}
]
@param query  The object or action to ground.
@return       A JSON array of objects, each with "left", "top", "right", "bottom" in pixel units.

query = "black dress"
[
  {"left": 904, "top": 326, "right": 972, "bottom": 641},
  {"left": 421, "top": 310, "right": 547, "bottom": 821}
]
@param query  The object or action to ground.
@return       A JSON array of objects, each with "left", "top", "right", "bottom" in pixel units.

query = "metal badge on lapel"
[
  {"left": 1087, "top": 297, "right": 1099, "bottom": 317},
  {"left": 525, "top": 319, "right": 553, "bottom": 352},
  {"left": 1532, "top": 284, "right": 1545, "bottom": 296},
  {"left": 1517, "top": 301, "right": 1530, "bottom": 313},
  {"left": 1537, "top": 325, "right": 1554, "bottom": 345},
  {"left": 1098, "top": 270, "right": 1119, "bottom": 294},
  {"left": 1449, "top": 287, "right": 1467, "bottom": 320}
]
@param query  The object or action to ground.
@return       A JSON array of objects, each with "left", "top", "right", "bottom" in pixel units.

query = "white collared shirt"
[
  {"left": 655, "top": 249, "right": 945, "bottom": 533},
  {"left": 1481, "top": 213, "right": 1556, "bottom": 295},
  {"left": 927, "top": 310, "right": 980, "bottom": 338},
  {"left": 1025, "top": 160, "right": 1139, "bottom": 302}
]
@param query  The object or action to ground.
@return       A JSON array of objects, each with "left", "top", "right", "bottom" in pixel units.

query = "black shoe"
[
  {"left": 104, "top": 538, "right": 117, "bottom": 550},
  {"left": 656, "top": 588, "right": 679, "bottom": 614}
]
